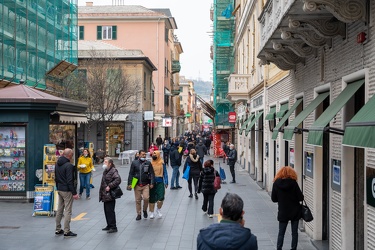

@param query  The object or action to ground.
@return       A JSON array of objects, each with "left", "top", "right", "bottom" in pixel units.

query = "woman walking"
[
  {"left": 198, "top": 160, "right": 219, "bottom": 218},
  {"left": 99, "top": 157, "right": 121, "bottom": 233},
  {"left": 271, "top": 166, "right": 304, "bottom": 250},
  {"left": 149, "top": 151, "right": 168, "bottom": 219},
  {"left": 183, "top": 149, "right": 202, "bottom": 199},
  {"left": 77, "top": 148, "right": 94, "bottom": 199}
]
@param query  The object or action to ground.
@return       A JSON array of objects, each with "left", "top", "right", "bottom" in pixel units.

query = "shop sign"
[
  {"left": 148, "top": 121, "right": 157, "bottom": 128},
  {"left": 144, "top": 111, "right": 154, "bottom": 121},
  {"left": 304, "top": 152, "right": 314, "bottom": 178},
  {"left": 185, "top": 113, "right": 192, "bottom": 118},
  {"left": 162, "top": 118, "right": 172, "bottom": 127},
  {"left": 228, "top": 112, "right": 236, "bottom": 123}
]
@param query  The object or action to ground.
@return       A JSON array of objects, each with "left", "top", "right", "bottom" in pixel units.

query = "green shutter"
[
  {"left": 283, "top": 92, "right": 329, "bottom": 141},
  {"left": 245, "top": 111, "right": 263, "bottom": 136},
  {"left": 265, "top": 106, "right": 276, "bottom": 120},
  {"left": 272, "top": 99, "right": 303, "bottom": 140},
  {"left": 307, "top": 79, "right": 364, "bottom": 146},
  {"left": 97, "top": 26, "right": 102, "bottom": 40},
  {"left": 276, "top": 102, "right": 289, "bottom": 119},
  {"left": 112, "top": 26, "right": 117, "bottom": 40},
  {"left": 79, "top": 26, "right": 84, "bottom": 40}
]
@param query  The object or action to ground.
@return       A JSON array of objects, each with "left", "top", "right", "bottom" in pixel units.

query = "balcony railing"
[{"left": 171, "top": 60, "right": 181, "bottom": 74}]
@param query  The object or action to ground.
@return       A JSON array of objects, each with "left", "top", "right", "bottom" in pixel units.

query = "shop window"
[
  {"left": 79, "top": 26, "right": 84, "bottom": 40},
  {"left": 0, "top": 126, "right": 26, "bottom": 192},
  {"left": 49, "top": 125, "right": 76, "bottom": 163}
]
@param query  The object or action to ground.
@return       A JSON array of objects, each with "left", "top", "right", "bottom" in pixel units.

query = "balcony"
[
  {"left": 171, "top": 60, "right": 181, "bottom": 74},
  {"left": 257, "top": 0, "right": 365, "bottom": 70},
  {"left": 227, "top": 74, "right": 252, "bottom": 102}
]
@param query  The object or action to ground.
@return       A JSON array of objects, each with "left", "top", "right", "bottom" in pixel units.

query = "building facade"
[
  {"left": 0, "top": 0, "right": 78, "bottom": 89},
  {"left": 225, "top": 0, "right": 375, "bottom": 248},
  {"left": 77, "top": 3, "right": 180, "bottom": 144}
]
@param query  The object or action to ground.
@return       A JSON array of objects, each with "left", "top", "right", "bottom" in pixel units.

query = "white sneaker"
[
  {"left": 150, "top": 212, "right": 154, "bottom": 219},
  {"left": 157, "top": 209, "right": 162, "bottom": 218},
  {"left": 208, "top": 214, "right": 213, "bottom": 218}
]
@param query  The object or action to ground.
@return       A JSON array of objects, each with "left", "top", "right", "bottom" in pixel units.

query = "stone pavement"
[{"left": 0, "top": 156, "right": 316, "bottom": 250}]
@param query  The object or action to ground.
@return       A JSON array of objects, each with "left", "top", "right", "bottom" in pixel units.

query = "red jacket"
[{"left": 149, "top": 145, "right": 159, "bottom": 154}]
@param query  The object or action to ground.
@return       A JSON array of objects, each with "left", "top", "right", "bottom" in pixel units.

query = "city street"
[{"left": 0, "top": 157, "right": 316, "bottom": 250}]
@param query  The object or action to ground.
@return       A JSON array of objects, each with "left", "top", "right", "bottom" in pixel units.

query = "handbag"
[
  {"left": 182, "top": 165, "right": 190, "bottom": 180},
  {"left": 214, "top": 171, "right": 221, "bottom": 190},
  {"left": 301, "top": 199, "right": 313, "bottom": 222},
  {"left": 110, "top": 186, "right": 123, "bottom": 199}
]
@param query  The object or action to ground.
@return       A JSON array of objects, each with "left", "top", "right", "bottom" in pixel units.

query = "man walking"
[
  {"left": 195, "top": 140, "right": 207, "bottom": 166},
  {"left": 55, "top": 148, "right": 79, "bottom": 237},
  {"left": 127, "top": 150, "right": 155, "bottom": 220},
  {"left": 197, "top": 193, "right": 258, "bottom": 249},
  {"left": 227, "top": 144, "right": 238, "bottom": 183},
  {"left": 170, "top": 142, "right": 182, "bottom": 190},
  {"left": 156, "top": 135, "right": 163, "bottom": 150}
]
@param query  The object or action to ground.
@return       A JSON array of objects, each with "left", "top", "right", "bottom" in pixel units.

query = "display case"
[
  {"left": 43, "top": 144, "right": 57, "bottom": 186},
  {"left": 0, "top": 126, "right": 26, "bottom": 192}
]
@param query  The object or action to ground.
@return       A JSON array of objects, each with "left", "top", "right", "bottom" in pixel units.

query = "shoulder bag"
[
  {"left": 110, "top": 185, "right": 123, "bottom": 199},
  {"left": 301, "top": 199, "right": 313, "bottom": 222}
]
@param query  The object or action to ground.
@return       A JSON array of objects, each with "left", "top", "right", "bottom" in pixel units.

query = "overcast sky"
[{"left": 78, "top": 0, "right": 213, "bottom": 82}]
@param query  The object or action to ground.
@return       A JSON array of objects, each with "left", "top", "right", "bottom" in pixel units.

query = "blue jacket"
[{"left": 197, "top": 220, "right": 258, "bottom": 250}]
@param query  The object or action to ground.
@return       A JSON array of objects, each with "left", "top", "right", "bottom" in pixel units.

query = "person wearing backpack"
[{"left": 198, "top": 160, "right": 220, "bottom": 218}]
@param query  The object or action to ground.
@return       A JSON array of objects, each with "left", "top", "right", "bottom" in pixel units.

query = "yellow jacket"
[{"left": 77, "top": 156, "right": 94, "bottom": 174}]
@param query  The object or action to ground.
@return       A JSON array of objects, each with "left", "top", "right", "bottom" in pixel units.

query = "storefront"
[{"left": 0, "top": 85, "right": 87, "bottom": 200}]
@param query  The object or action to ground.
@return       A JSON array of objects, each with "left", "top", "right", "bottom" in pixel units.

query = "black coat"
[
  {"left": 169, "top": 145, "right": 181, "bottom": 166},
  {"left": 271, "top": 178, "right": 304, "bottom": 222},
  {"left": 227, "top": 149, "right": 237, "bottom": 166},
  {"left": 195, "top": 142, "right": 207, "bottom": 158},
  {"left": 99, "top": 166, "right": 121, "bottom": 202},
  {"left": 127, "top": 159, "right": 155, "bottom": 186},
  {"left": 183, "top": 154, "right": 202, "bottom": 177},
  {"left": 198, "top": 166, "right": 219, "bottom": 194},
  {"left": 55, "top": 156, "right": 77, "bottom": 195}
]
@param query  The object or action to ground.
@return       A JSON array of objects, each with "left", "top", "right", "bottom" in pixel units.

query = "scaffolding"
[
  {"left": 213, "top": 0, "right": 235, "bottom": 127},
  {"left": 0, "top": 0, "right": 78, "bottom": 89}
]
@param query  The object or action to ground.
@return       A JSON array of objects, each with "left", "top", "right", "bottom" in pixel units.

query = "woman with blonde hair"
[
  {"left": 271, "top": 166, "right": 304, "bottom": 250},
  {"left": 183, "top": 148, "right": 202, "bottom": 199}
]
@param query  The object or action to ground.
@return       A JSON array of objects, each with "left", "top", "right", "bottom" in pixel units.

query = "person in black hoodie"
[
  {"left": 55, "top": 148, "right": 79, "bottom": 237},
  {"left": 183, "top": 148, "right": 202, "bottom": 199},
  {"left": 271, "top": 166, "right": 304, "bottom": 250},
  {"left": 170, "top": 142, "right": 182, "bottom": 189},
  {"left": 198, "top": 160, "right": 219, "bottom": 218},
  {"left": 197, "top": 192, "right": 258, "bottom": 250},
  {"left": 195, "top": 140, "right": 207, "bottom": 166}
]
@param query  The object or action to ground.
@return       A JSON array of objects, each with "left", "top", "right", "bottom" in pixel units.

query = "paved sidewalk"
[{"left": 0, "top": 156, "right": 316, "bottom": 250}]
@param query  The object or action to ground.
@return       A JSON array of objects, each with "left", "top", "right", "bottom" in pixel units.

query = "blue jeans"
[
  {"left": 79, "top": 172, "right": 91, "bottom": 197},
  {"left": 277, "top": 220, "right": 299, "bottom": 250},
  {"left": 170, "top": 165, "right": 180, "bottom": 188}
]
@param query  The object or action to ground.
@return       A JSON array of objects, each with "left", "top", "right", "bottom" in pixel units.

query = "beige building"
[
  {"left": 78, "top": 3, "right": 181, "bottom": 144},
  {"left": 78, "top": 40, "right": 156, "bottom": 155}
]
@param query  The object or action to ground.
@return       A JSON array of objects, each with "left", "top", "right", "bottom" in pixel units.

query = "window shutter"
[
  {"left": 112, "top": 26, "right": 117, "bottom": 40},
  {"left": 79, "top": 26, "right": 84, "bottom": 40},
  {"left": 97, "top": 26, "right": 102, "bottom": 40}
]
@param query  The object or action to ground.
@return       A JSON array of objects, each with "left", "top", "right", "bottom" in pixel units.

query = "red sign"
[{"left": 228, "top": 112, "right": 236, "bottom": 123}]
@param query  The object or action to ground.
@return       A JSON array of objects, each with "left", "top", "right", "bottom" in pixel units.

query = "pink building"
[{"left": 78, "top": 3, "right": 180, "bottom": 141}]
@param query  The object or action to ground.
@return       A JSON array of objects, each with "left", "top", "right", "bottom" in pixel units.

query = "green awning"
[
  {"left": 276, "top": 102, "right": 289, "bottom": 119},
  {"left": 239, "top": 114, "right": 254, "bottom": 135},
  {"left": 307, "top": 79, "right": 364, "bottom": 146},
  {"left": 283, "top": 92, "right": 329, "bottom": 141},
  {"left": 265, "top": 106, "right": 276, "bottom": 120},
  {"left": 343, "top": 93, "right": 375, "bottom": 148},
  {"left": 272, "top": 99, "right": 303, "bottom": 140},
  {"left": 245, "top": 111, "right": 263, "bottom": 136}
]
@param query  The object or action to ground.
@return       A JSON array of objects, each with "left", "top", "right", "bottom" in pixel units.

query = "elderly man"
[
  {"left": 55, "top": 148, "right": 79, "bottom": 237},
  {"left": 197, "top": 193, "right": 258, "bottom": 249},
  {"left": 226, "top": 144, "right": 238, "bottom": 183}
]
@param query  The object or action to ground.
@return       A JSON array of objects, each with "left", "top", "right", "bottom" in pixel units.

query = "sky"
[{"left": 77, "top": 0, "right": 213, "bottom": 82}]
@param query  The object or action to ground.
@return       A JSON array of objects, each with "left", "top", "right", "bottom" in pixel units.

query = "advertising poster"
[
  {"left": 290, "top": 148, "right": 295, "bottom": 168},
  {"left": 366, "top": 167, "right": 375, "bottom": 208},
  {"left": 332, "top": 159, "right": 341, "bottom": 192},
  {"left": 33, "top": 191, "right": 52, "bottom": 212},
  {"left": 305, "top": 152, "right": 314, "bottom": 178}
]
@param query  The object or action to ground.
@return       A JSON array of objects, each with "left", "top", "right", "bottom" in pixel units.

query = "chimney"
[{"left": 86, "top": 2, "right": 93, "bottom": 6}]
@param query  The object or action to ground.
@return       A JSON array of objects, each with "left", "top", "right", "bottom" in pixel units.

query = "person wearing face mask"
[
  {"left": 127, "top": 150, "right": 155, "bottom": 220},
  {"left": 149, "top": 151, "right": 168, "bottom": 219},
  {"left": 77, "top": 148, "right": 94, "bottom": 200},
  {"left": 99, "top": 157, "right": 121, "bottom": 233},
  {"left": 183, "top": 148, "right": 203, "bottom": 199}
]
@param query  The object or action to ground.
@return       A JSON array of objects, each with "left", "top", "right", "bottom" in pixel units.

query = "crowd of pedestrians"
[{"left": 53, "top": 131, "right": 309, "bottom": 250}]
